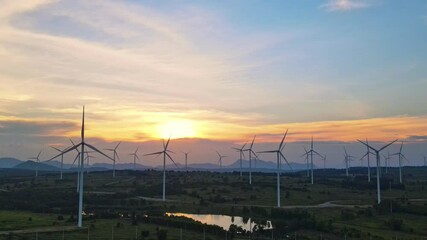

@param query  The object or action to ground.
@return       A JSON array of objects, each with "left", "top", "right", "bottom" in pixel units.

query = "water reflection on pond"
[{"left": 166, "top": 213, "right": 272, "bottom": 231}]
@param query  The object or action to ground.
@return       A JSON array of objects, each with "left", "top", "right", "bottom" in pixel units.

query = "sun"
[{"left": 156, "top": 120, "right": 197, "bottom": 139}]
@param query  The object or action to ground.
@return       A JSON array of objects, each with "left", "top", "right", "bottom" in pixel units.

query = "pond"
[{"left": 166, "top": 212, "right": 272, "bottom": 231}]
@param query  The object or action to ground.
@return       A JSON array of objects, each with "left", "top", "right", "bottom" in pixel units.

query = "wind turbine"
[
  {"left": 257, "top": 129, "right": 292, "bottom": 207},
  {"left": 50, "top": 146, "right": 71, "bottom": 180},
  {"left": 302, "top": 137, "right": 322, "bottom": 184},
  {"left": 144, "top": 137, "right": 177, "bottom": 201},
  {"left": 47, "top": 106, "right": 114, "bottom": 227},
  {"left": 382, "top": 153, "right": 391, "bottom": 174},
  {"left": 243, "top": 136, "right": 256, "bottom": 185},
  {"left": 29, "top": 150, "right": 42, "bottom": 177},
  {"left": 321, "top": 155, "right": 326, "bottom": 169},
  {"left": 232, "top": 143, "right": 246, "bottom": 177},
  {"left": 106, "top": 142, "right": 121, "bottom": 177},
  {"left": 344, "top": 147, "right": 354, "bottom": 177},
  {"left": 360, "top": 139, "right": 374, "bottom": 182},
  {"left": 84, "top": 151, "right": 95, "bottom": 174},
  {"left": 423, "top": 155, "right": 427, "bottom": 167},
  {"left": 391, "top": 142, "right": 408, "bottom": 184},
  {"left": 182, "top": 151, "right": 190, "bottom": 173},
  {"left": 216, "top": 151, "right": 227, "bottom": 169},
  {"left": 129, "top": 147, "right": 140, "bottom": 171},
  {"left": 303, "top": 147, "right": 309, "bottom": 177},
  {"left": 357, "top": 139, "right": 398, "bottom": 204}
]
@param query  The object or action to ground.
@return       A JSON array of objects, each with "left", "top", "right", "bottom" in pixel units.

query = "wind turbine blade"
[
  {"left": 166, "top": 152, "right": 178, "bottom": 167},
  {"left": 115, "top": 151, "right": 120, "bottom": 162},
  {"left": 279, "top": 129, "right": 289, "bottom": 149},
  {"left": 81, "top": 106, "right": 85, "bottom": 139},
  {"left": 280, "top": 152, "right": 293, "bottom": 170},
  {"left": 85, "top": 143, "right": 114, "bottom": 162},
  {"left": 257, "top": 150, "right": 277, "bottom": 153},
  {"left": 313, "top": 150, "right": 323, "bottom": 157},
  {"left": 357, "top": 139, "right": 377, "bottom": 152},
  {"left": 46, "top": 143, "right": 81, "bottom": 161},
  {"left": 216, "top": 151, "right": 221, "bottom": 157},
  {"left": 72, "top": 153, "right": 79, "bottom": 166},
  {"left": 379, "top": 139, "right": 398, "bottom": 152},
  {"left": 232, "top": 147, "right": 241, "bottom": 151},
  {"left": 250, "top": 135, "right": 256, "bottom": 148},
  {"left": 280, "top": 143, "right": 286, "bottom": 152},
  {"left": 402, "top": 154, "right": 409, "bottom": 162},
  {"left": 144, "top": 151, "right": 164, "bottom": 156},
  {"left": 115, "top": 141, "right": 121, "bottom": 150},
  {"left": 50, "top": 146, "right": 62, "bottom": 152},
  {"left": 166, "top": 150, "right": 175, "bottom": 154},
  {"left": 359, "top": 152, "right": 368, "bottom": 161},
  {"left": 241, "top": 142, "right": 247, "bottom": 150},
  {"left": 165, "top": 136, "right": 171, "bottom": 149}
]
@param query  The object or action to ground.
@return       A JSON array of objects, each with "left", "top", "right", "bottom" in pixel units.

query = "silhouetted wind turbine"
[
  {"left": 47, "top": 106, "right": 114, "bottom": 228},
  {"left": 106, "top": 142, "right": 121, "bottom": 177},
  {"left": 29, "top": 150, "right": 42, "bottom": 177},
  {"left": 257, "top": 129, "right": 292, "bottom": 207},
  {"left": 344, "top": 147, "right": 354, "bottom": 177},
  {"left": 360, "top": 139, "right": 374, "bottom": 182},
  {"left": 232, "top": 143, "right": 246, "bottom": 177},
  {"left": 303, "top": 147, "right": 309, "bottom": 177},
  {"left": 423, "top": 155, "right": 427, "bottom": 167},
  {"left": 49, "top": 146, "right": 70, "bottom": 180},
  {"left": 129, "top": 147, "right": 140, "bottom": 171},
  {"left": 382, "top": 153, "right": 391, "bottom": 174},
  {"left": 357, "top": 139, "right": 398, "bottom": 204},
  {"left": 84, "top": 151, "right": 95, "bottom": 174},
  {"left": 243, "top": 136, "right": 256, "bottom": 185},
  {"left": 182, "top": 151, "right": 190, "bottom": 173},
  {"left": 391, "top": 142, "right": 408, "bottom": 184},
  {"left": 302, "top": 137, "right": 322, "bottom": 184},
  {"left": 321, "top": 155, "right": 326, "bottom": 169},
  {"left": 144, "top": 137, "right": 177, "bottom": 201},
  {"left": 216, "top": 151, "right": 227, "bottom": 169}
]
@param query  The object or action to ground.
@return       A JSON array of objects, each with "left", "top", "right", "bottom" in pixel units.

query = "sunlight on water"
[{"left": 166, "top": 213, "right": 272, "bottom": 231}]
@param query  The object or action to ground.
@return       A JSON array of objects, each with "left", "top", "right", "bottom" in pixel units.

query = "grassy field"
[{"left": 0, "top": 167, "right": 426, "bottom": 239}]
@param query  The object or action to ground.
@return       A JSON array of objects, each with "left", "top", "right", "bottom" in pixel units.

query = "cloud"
[
  {"left": 320, "top": 0, "right": 370, "bottom": 12},
  {"left": 0, "top": 119, "right": 77, "bottom": 136}
]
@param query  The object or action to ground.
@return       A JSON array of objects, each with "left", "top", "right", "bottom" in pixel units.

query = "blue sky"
[{"left": 0, "top": 0, "right": 426, "bottom": 167}]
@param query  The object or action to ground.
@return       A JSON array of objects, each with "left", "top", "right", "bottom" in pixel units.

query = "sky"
[{"left": 0, "top": 0, "right": 427, "bottom": 168}]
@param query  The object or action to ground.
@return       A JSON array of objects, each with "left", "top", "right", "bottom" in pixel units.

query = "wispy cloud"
[{"left": 320, "top": 0, "right": 370, "bottom": 12}]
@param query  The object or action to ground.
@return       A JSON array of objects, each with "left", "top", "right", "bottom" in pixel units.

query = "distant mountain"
[
  {"left": 162, "top": 159, "right": 313, "bottom": 172},
  {"left": 45, "top": 160, "right": 75, "bottom": 169},
  {"left": 227, "top": 159, "right": 311, "bottom": 171},
  {"left": 92, "top": 163, "right": 150, "bottom": 170},
  {"left": 14, "top": 160, "right": 60, "bottom": 172},
  {"left": 0, "top": 157, "right": 23, "bottom": 168}
]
